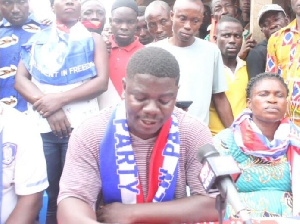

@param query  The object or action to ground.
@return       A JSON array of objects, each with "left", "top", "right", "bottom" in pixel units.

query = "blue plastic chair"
[{"left": 39, "top": 191, "right": 48, "bottom": 224}]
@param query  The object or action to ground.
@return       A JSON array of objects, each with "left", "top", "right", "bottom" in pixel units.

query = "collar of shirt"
[
  {"left": 110, "top": 35, "right": 141, "bottom": 52},
  {"left": 224, "top": 56, "right": 246, "bottom": 81},
  {"left": 0, "top": 13, "right": 41, "bottom": 28},
  {"left": 281, "top": 19, "right": 298, "bottom": 34}
]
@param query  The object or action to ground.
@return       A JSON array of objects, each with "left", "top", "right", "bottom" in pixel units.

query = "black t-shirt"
[{"left": 246, "top": 39, "right": 268, "bottom": 79}]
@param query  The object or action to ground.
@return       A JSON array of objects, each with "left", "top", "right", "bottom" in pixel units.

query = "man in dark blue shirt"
[{"left": 0, "top": 0, "right": 45, "bottom": 112}]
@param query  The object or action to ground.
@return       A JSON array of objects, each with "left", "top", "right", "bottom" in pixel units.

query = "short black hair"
[
  {"left": 246, "top": 72, "right": 289, "bottom": 99},
  {"left": 138, "top": 6, "right": 146, "bottom": 17},
  {"left": 111, "top": 0, "right": 138, "bottom": 14},
  {"left": 217, "top": 15, "right": 242, "bottom": 32},
  {"left": 127, "top": 47, "right": 180, "bottom": 85}
]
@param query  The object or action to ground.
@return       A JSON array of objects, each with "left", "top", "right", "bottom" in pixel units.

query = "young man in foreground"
[{"left": 57, "top": 47, "right": 218, "bottom": 223}]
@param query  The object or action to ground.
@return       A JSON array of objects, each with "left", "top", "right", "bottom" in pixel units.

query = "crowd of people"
[{"left": 0, "top": 0, "right": 299, "bottom": 223}]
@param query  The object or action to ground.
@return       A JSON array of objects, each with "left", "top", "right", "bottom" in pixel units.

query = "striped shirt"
[{"left": 58, "top": 106, "right": 213, "bottom": 210}]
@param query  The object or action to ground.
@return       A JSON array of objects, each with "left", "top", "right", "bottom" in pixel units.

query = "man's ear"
[
  {"left": 109, "top": 17, "right": 112, "bottom": 26},
  {"left": 170, "top": 10, "right": 174, "bottom": 22},
  {"left": 213, "top": 34, "right": 217, "bottom": 42},
  {"left": 284, "top": 17, "right": 290, "bottom": 26},
  {"left": 122, "top": 77, "right": 127, "bottom": 91},
  {"left": 246, "top": 98, "right": 251, "bottom": 109}
]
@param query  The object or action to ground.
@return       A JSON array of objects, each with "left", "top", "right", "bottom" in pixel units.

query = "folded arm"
[
  {"left": 58, "top": 195, "right": 217, "bottom": 224},
  {"left": 58, "top": 197, "right": 98, "bottom": 224},
  {"left": 15, "top": 33, "right": 109, "bottom": 118},
  {"left": 97, "top": 195, "right": 218, "bottom": 223},
  {"left": 15, "top": 57, "right": 71, "bottom": 138},
  {"left": 33, "top": 32, "right": 109, "bottom": 116}
]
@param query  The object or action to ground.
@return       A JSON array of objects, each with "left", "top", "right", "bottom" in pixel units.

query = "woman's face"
[{"left": 247, "top": 78, "right": 288, "bottom": 124}]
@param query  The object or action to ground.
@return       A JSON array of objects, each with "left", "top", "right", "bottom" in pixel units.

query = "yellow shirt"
[
  {"left": 267, "top": 19, "right": 300, "bottom": 127},
  {"left": 209, "top": 58, "right": 248, "bottom": 136}
]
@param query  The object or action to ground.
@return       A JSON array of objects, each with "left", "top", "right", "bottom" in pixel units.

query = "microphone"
[{"left": 198, "top": 144, "right": 252, "bottom": 224}]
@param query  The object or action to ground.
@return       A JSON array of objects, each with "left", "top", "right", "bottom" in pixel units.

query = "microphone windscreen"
[{"left": 197, "top": 143, "right": 220, "bottom": 163}]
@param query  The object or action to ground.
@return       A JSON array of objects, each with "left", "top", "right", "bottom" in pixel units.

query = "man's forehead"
[
  {"left": 137, "top": 16, "right": 146, "bottom": 22},
  {"left": 82, "top": 2, "right": 105, "bottom": 11},
  {"left": 212, "top": 0, "right": 234, "bottom": 7},
  {"left": 173, "top": 0, "right": 203, "bottom": 13},
  {"left": 148, "top": 8, "right": 169, "bottom": 19},
  {"left": 219, "top": 28, "right": 242, "bottom": 33},
  {"left": 218, "top": 22, "right": 243, "bottom": 32},
  {"left": 112, "top": 7, "right": 137, "bottom": 18},
  {"left": 137, "top": 18, "right": 147, "bottom": 26},
  {"left": 127, "top": 74, "right": 178, "bottom": 86}
]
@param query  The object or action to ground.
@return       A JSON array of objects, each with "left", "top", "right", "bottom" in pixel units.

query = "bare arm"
[
  {"left": 14, "top": 60, "right": 45, "bottom": 104},
  {"left": 97, "top": 195, "right": 218, "bottom": 223},
  {"left": 212, "top": 92, "right": 233, "bottom": 128},
  {"left": 6, "top": 192, "right": 43, "bottom": 224},
  {"left": 57, "top": 198, "right": 98, "bottom": 224},
  {"left": 32, "top": 33, "right": 109, "bottom": 117}
]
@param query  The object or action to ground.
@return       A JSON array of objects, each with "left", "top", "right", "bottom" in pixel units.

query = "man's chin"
[
  {"left": 179, "top": 36, "right": 193, "bottom": 43},
  {"left": 10, "top": 19, "right": 27, "bottom": 26},
  {"left": 115, "top": 36, "right": 134, "bottom": 47},
  {"left": 140, "top": 38, "right": 152, "bottom": 45},
  {"left": 156, "top": 35, "right": 167, "bottom": 41},
  {"left": 227, "top": 55, "right": 238, "bottom": 60}
]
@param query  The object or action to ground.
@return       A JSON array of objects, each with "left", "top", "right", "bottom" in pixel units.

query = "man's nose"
[
  {"left": 12, "top": 3, "right": 21, "bottom": 13},
  {"left": 221, "top": 7, "right": 228, "bottom": 15},
  {"left": 140, "top": 28, "right": 147, "bottom": 37},
  {"left": 120, "top": 22, "right": 129, "bottom": 30},
  {"left": 91, "top": 11, "right": 100, "bottom": 20},
  {"left": 143, "top": 100, "right": 160, "bottom": 115},
  {"left": 229, "top": 35, "right": 236, "bottom": 43},
  {"left": 156, "top": 23, "right": 164, "bottom": 34},
  {"left": 184, "top": 21, "right": 191, "bottom": 30},
  {"left": 269, "top": 22, "right": 279, "bottom": 30}
]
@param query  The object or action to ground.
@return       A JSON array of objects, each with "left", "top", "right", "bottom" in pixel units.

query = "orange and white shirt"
[{"left": 267, "top": 19, "right": 300, "bottom": 127}]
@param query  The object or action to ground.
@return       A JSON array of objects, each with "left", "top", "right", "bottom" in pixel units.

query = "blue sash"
[
  {"left": 99, "top": 102, "right": 180, "bottom": 204},
  {"left": 21, "top": 22, "right": 97, "bottom": 86},
  {"left": 0, "top": 130, "right": 3, "bottom": 221}
]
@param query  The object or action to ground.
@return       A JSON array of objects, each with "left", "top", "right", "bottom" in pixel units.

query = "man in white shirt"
[
  {"left": 152, "top": 0, "right": 233, "bottom": 126},
  {"left": 1, "top": 102, "right": 48, "bottom": 223}
]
